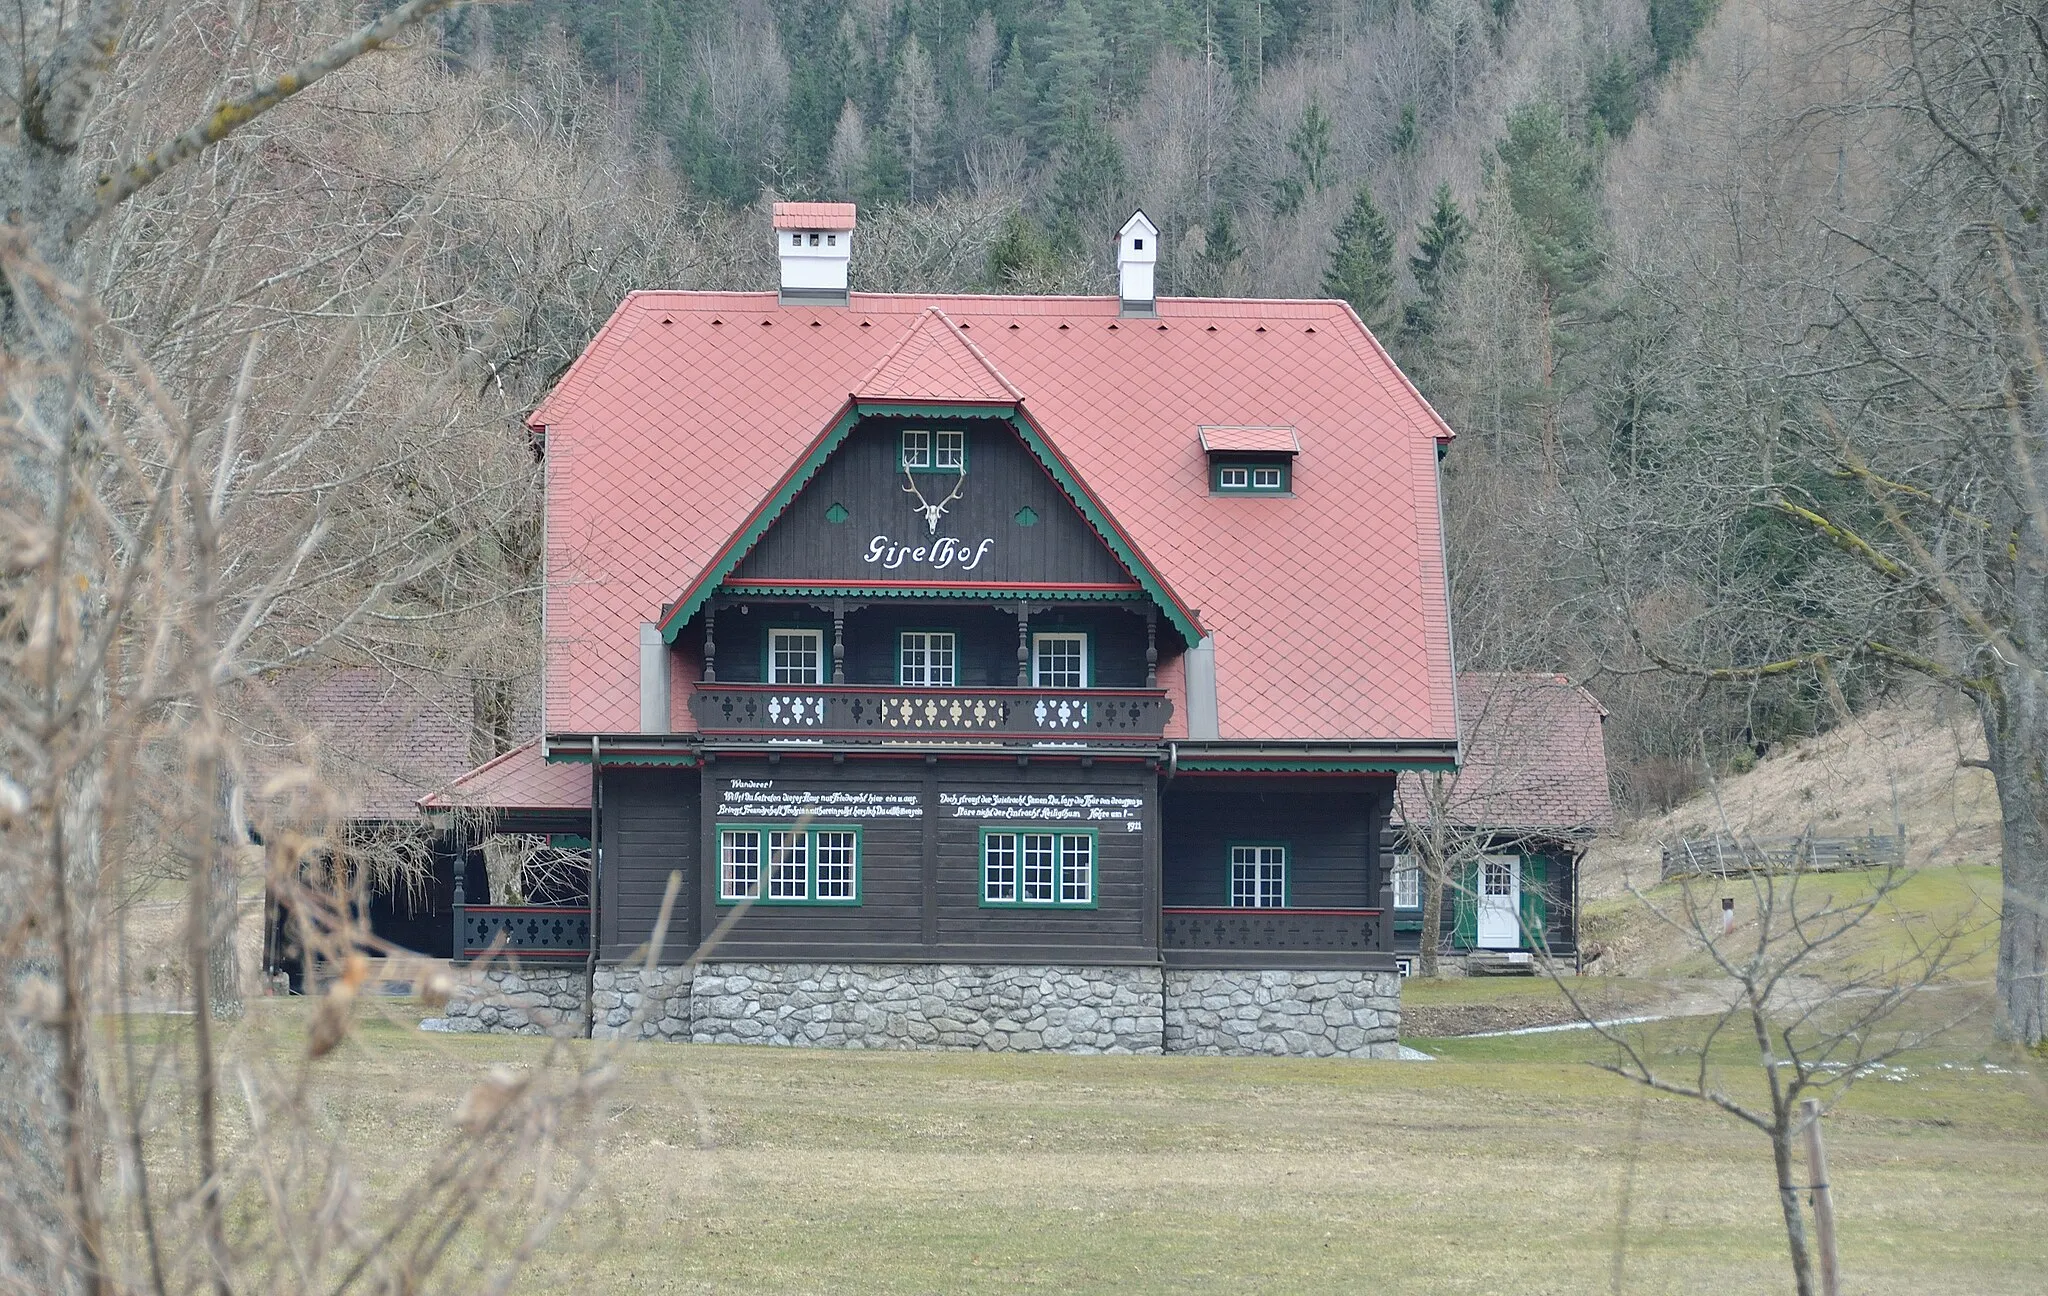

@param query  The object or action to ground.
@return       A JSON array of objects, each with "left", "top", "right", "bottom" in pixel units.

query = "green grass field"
[{"left": 206, "top": 993, "right": 2045, "bottom": 1295}]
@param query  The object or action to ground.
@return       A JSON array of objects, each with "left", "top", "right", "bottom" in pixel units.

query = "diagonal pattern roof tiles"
[
  {"left": 1394, "top": 674, "right": 1614, "bottom": 833},
  {"left": 532, "top": 291, "right": 1458, "bottom": 744},
  {"left": 853, "top": 307, "right": 1023, "bottom": 403},
  {"left": 1199, "top": 425, "right": 1301, "bottom": 454},
  {"left": 419, "top": 738, "right": 591, "bottom": 812}
]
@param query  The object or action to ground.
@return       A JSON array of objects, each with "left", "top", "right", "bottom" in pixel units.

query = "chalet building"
[
  {"left": 1389, "top": 674, "right": 1614, "bottom": 975},
  {"left": 425, "top": 204, "right": 1460, "bottom": 1055}
]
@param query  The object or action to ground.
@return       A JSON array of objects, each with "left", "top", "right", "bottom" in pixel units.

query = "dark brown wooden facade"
[{"left": 552, "top": 411, "right": 1408, "bottom": 973}]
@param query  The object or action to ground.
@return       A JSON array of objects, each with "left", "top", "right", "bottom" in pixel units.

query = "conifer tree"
[
  {"left": 1321, "top": 182, "right": 1398, "bottom": 329},
  {"left": 890, "top": 35, "right": 942, "bottom": 201},
  {"left": 1047, "top": 1, "right": 1111, "bottom": 144},
  {"left": 1402, "top": 182, "right": 1470, "bottom": 341}
]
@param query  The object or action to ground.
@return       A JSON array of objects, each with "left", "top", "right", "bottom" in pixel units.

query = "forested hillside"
[{"left": 423, "top": 0, "right": 1723, "bottom": 801}]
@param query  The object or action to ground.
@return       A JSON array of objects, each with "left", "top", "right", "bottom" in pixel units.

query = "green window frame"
[
  {"left": 717, "top": 825, "right": 862, "bottom": 905},
  {"left": 766, "top": 627, "right": 824, "bottom": 685},
  {"left": 1229, "top": 843, "right": 1288, "bottom": 908},
  {"left": 1211, "top": 458, "right": 1292, "bottom": 494},
  {"left": 980, "top": 827, "right": 1097, "bottom": 907},
  {"left": 898, "top": 630, "right": 958, "bottom": 687},
  {"left": 1030, "top": 631, "right": 1089, "bottom": 688}
]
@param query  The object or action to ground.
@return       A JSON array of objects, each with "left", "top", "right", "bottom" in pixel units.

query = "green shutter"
[
  {"left": 1520, "top": 853, "right": 1548, "bottom": 948},
  {"left": 1452, "top": 856, "right": 1477, "bottom": 949}
]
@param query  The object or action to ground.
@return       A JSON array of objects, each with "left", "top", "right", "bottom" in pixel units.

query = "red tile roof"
[
  {"left": 1395, "top": 674, "right": 1614, "bottom": 833},
  {"left": 1199, "top": 425, "right": 1300, "bottom": 454},
  {"left": 532, "top": 292, "right": 1457, "bottom": 744},
  {"left": 854, "top": 307, "right": 1023, "bottom": 403},
  {"left": 418, "top": 738, "right": 591, "bottom": 813},
  {"left": 772, "top": 202, "right": 857, "bottom": 230},
  {"left": 237, "top": 669, "right": 488, "bottom": 820}
]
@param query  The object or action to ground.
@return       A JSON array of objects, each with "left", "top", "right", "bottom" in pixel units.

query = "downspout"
[{"left": 584, "top": 735, "right": 601, "bottom": 1038}]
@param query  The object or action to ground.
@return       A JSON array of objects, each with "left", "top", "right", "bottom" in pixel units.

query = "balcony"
[
  {"left": 691, "top": 684, "right": 1172, "bottom": 742},
  {"left": 1160, "top": 906, "right": 1390, "bottom": 969},
  {"left": 454, "top": 905, "right": 592, "bottom": 964}
]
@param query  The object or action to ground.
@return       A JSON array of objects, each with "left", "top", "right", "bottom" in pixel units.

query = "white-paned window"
[
  {"left": 1031, "top": 633, "right": 1088, "bottom": 689},
  {"left": 901, "top": 429, "right": 931, "bottom": 468},
  {"left": 769, "top": 628, "right": 823, "bottom": 684},
  {"left": 984, "top": 831, "right": 1096, "bottom": 905},
  {"left": 1218, "top": 465, "right": 1249, "bottom": 489},
  {"left": 934, "top": 428, "right": 965, "bottom": 469},
  {"left": 768, "top": 830, "right": 809, "bottom": 899},
  {"left": 720, "top": 826, "right": 859, "bottom": 904},
  {"left": 1020, "top": 833, "right": 1057, "bottom": 902},
  {"left": 899, "top": 631, "right": 957, "bottom": 687},
  {"left": 721, "top": 830, "right": 762, "bottom": 900},
  {"left": 1393, "top": 853, "right": 1421, "bottom": 909},
  {"left": 1060, "top": 835, "right": 1093, "bottom": 903},
  {"left": 815, "top": 831, "right": 858, "bottom": 900},
  {"left": 983, "top": 832, "right": 1017, "bottom": 902},
  {"left": 1252, "top": 466, "right": 1284, "bottom": 489},
  {"left": 1230, "top": 845, "right": 1287, "bottom": 908}
]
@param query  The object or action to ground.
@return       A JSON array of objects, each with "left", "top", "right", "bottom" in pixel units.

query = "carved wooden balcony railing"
[
  {"left": 1160, "top": 906, "right": 1389, "bottom": 967},
  {"left": 691, "top": 684, "right": 1171, "bottom": 741},
  {"left": 453, "top": 902, "right": 592, "bottom": 963}
]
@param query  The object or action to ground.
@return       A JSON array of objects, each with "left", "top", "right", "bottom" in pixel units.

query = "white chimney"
[
  {"left": 774, "top": 202, "right": 856, "bottom": 305},
  {"left": 1117, "top": 210, "right": 1159, "bottom": 316}
]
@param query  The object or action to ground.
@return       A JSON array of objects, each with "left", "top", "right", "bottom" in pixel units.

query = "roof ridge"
[{"left": 418, "top": 735, "right": 540, "bottom": 806}]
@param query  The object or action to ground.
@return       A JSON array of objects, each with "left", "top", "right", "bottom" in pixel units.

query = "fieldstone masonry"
[
  {"left": 1163, "top": 969, "right": 1403, "bottom": 1058},
  {"left": 438, "top": 961, "right": 1402, "bottom": 1056},
  {"left": 437, "top": 966, "right": 586, "bottom": 1036},
  {"left": 689, "top": 962, "right": 1164, "bottom": 1052},
  {"left": 591, "top": 964, "right": 694, "bottom": 1041}
]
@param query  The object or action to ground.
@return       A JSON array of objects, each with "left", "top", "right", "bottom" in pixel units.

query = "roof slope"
[
  {"left": 534, "top": 292, "right": 1457, "bottom": 743},
  {"left": 419, "top": 738, "right": 591, "bottom": 813},
  {"left": 1395, "top": 674, "right": 1614, "bottom": 833},
  {"left": 238, "top": 669, "right": 497, "bottom": 820}
]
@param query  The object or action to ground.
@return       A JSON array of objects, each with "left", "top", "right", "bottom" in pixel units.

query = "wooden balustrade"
[{"left": 691, "top": 683, "right": 1171, "bottom": 740}]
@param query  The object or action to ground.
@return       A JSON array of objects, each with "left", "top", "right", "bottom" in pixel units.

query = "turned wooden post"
[
  {"left": 1015, "top": 604, "right": 1030, "bottom": 686},
  {"left": 451, "top": 874, "right": 467, "bottom": 966},
  {"left": 832, "top": 602, "right": 846, "bottom": 684},
  {"left": 702, "top": 599, "right": 718, "bottom": 683},
  {"left": 1145, "top": 606, "right": 1159, "bottom": 689}
]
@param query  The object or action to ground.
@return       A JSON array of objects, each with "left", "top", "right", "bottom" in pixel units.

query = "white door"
[{"left": 1476, "top": 854, "right": 1521, "bottom": 949}]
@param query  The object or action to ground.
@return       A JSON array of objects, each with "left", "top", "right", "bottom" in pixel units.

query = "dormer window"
[
  {"left": 1213, "top": 460, "right": 1291, "bottom": 493},
  {"left": 1200, "top": 425, "right": 1300, "bottom": 496}
]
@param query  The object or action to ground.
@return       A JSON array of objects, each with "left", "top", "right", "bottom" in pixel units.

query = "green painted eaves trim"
[
  {"left": 1176, "top": 758, "right": 1449, "bottom": 773},
  {"left": 544, "top": 751, "right": 698, "bottom": 766},
  {"left": 660, "top": 402, "right": 867, "bottom": 643},
  {"left": 721, "top": 583, "right": 1144, "bottom": 602}
]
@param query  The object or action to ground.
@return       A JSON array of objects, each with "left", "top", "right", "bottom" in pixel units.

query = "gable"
[{"left": 731, "top": 414, "right": 1136, "bottom": 588}]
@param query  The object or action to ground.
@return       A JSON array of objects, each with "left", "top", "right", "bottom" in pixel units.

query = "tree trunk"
[
  {"left": 1982, "top": 665, "right": 2048, "bottom": 1048},
  {"left": 1418, "top": 845, "right": 1446, "bottom": 978},
  {"left": 1771, "top": 1109, "right": 1818, "bottom": 1296}
]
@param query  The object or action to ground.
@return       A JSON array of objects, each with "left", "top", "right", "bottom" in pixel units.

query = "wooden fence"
[{"left": 1659, "top": 828, "right": 1907, "bottom": 881}]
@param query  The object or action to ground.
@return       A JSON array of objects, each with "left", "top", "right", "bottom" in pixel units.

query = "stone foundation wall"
[
  {"left": 436, "top": 966, "right": 587, "bottom": 1036},
  {"left": 433, "top": 961, "right": 1404, "bottom": 1057},
  {"left": 689, "top": 962, "right": 1164, "bottom": 1053},
  {"left": 591, "top": 964, "right": 694, "bottom": 1041},
  {"left": 1163, "top": 969, "right": 1403, "bottom": 1058}
]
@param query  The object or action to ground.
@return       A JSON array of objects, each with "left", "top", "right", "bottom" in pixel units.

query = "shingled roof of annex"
[{"left": 529, "top": 291, "right": 1458, "bottom": 746}]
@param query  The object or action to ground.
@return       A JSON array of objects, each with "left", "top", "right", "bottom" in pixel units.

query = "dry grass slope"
[{"left": 197, "top": 1000, "right": 2046, "bottom": 1295}]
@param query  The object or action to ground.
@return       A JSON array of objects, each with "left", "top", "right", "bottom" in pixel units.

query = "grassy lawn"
[{"left": 201, "top": 995, "right": 2048, "bottom": 1295}]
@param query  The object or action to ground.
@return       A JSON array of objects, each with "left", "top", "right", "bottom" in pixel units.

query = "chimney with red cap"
[{"left": 773, "top": 202, "right": 856, "bottom": 306}]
